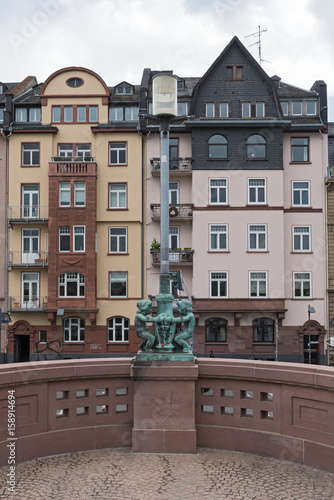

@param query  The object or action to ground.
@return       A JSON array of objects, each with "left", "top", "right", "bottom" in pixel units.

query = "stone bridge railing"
[{"left": 0, "top": 358, "right": 333, "bottom": 473}]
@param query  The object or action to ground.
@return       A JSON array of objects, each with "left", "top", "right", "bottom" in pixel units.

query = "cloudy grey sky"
[{"left": 2, "top": 0, "right": 334, "bottom": 119}]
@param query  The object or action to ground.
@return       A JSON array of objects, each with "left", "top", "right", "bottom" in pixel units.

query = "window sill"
[
  {"left": 289, "top": 162, "right": 311, "bottom": 165},
  {"left": 108, "top": 164, "right": 128, "bottom": 167},
  {"left": 246, "top": 204, "right": 268, "bottom": 207},
  {"left": 107, "top": 208, "right": 129, "bottom": 211},
  {"left": 291, "top": 251, "right": 312, "bottom": 254},
  {"left": 207, "top": 204, "right": 230, "bottom": 208},
  {"left": 108, "top": 341, "right": 130, "bottom": 344},
  {"left": 208, "top": 250, "right": 230, "bottom": 253},
  {"left": 246, "top": 250, "right": 269, "bottom": 253},
  {"left": 108, "top": 252, "right": 129, "bottom": 256}
]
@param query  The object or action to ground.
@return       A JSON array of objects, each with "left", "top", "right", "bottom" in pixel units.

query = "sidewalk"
[{"left": 1, "top": 448, "right": 333, "bottom": 499}]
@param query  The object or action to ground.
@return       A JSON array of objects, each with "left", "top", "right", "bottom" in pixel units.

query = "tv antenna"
[{"left": 245, "top": 26, "right": 270, "bottom": 66}]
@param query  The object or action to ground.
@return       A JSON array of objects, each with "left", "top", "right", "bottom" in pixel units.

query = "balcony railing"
[
  {"left": 7, "top": 206, "right": 48, "bottom": 222},
  {"left": 6, "top": 295, "right": 48, "bottom": 312},
  {"left": 49, "top": 157, "right": 97, "bottom": 175},
  {"left": 8, "top": 251, "right": 48, "bottom": 268},
  {"left": 150, "top": 249, "right": 194, "bottom": 266},
  {"left": 151, "top": 157, "right": 192, "bottom": 175},
  {"left": 150, "top": 204, "right": 193, "bottom": 221}
]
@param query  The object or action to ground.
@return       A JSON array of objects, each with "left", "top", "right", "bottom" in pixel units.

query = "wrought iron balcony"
[
  {"left": 6, "top": 296, "right": 48, "bottom": 312},
  {"left": 150, "top": 249, "right": 194, "bottom": 266},
  {"left": 151, "top": 157, "right": 192, "bottom": 176},
  {"left": 150, "top": 204, "right": 193, "bottom": 221},
  {"left": 8, "top": 251, "right": 48, "bottom": 268},
  {"left": 49, "top": 157, "right": 97, "bottom": 175},
  {"left": 7, "top": 206, "right": 48, "bottom": 223}
]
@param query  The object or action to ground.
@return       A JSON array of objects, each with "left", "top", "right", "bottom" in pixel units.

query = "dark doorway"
[
  {"left": 303, "top": 334, "right": 319, "bottom": 364},
  {"left": 14, "top": 335, "right": 30, "bottom": 362}
]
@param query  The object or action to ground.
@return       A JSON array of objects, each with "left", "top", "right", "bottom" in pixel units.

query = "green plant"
[{"left": 150, "top": 237, "right": 160, "bottom": 250}]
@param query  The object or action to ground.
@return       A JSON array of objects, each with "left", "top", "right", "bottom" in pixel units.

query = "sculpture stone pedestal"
[{"left": 131, "top": 358, "right": 198, "bottom": 453}]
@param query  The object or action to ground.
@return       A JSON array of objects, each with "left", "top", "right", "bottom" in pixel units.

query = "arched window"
[
  {"left": 58, "top": 272, "right": 85, "bottom": 297},
  {"left": 247, "top": 134, "right": 266, "bottom": 159},
  {"left": 64, "top": 317, "right": 85, "bottom": 342},
  {"left": 108, "top": 316, "right": 129, "bottom": 342},
  {"left": 205, "top": 317, "right": 227, "bottom": 342},
  {"left": 208, "top": 134, "right": 228, "bottom": 159},
  {"left": 253, "top": 317, "right": 274, "bottom": 342}
]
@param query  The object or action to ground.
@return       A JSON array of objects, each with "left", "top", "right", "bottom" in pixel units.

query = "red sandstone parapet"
[{"left": 0, "top": 358, "right": 333, "bottom": 473}]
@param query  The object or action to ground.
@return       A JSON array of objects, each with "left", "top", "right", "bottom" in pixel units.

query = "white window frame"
[
  {"left": 52, "top": 106, "right": 61, "bottom": 122},
  {"left": 59, "top": 226, "right": 70, "bottom": 252},
  {"left": 59, "top": 181, "right": 71, "bottom": 206},
  {"left": 293, "top": 226, "right": 311, "bottom": 252},
  {"left": 16, "top": 108, "right": 28, "bottom": 122},
  {"left": 291, "top": 137, "right": 309, "bottom": 162},
  {"left": 29, "top": 108, "right": 41, "bottom": 122},
  {"left": 22, "top": 143, "right": 39, "bottom": 166},
  {"left": 281, "top": 101, "right": 289, "bottom": 115},
  {"left": 255, "top": 102, "right": 265, "bottom": 117},
  {"left": 125, "top": 106, "right": 139, "bottom": 121},
  {"left": 59, "top": 272, "right": 85, "bottom": 298},
  {"left": 206, "top": 103, "right": 215, "bottom": 118},
  {"left": 249, "top": 271, "right": 268, "bottom": 298},
  {"left": 292, "top": 101, "right": 302, "bottom": 115},
  {"left": 108, "top": 316, "right": 129, "bottom": 342},
  {"left": 64, "top": 317, "right": 85, "bottom": 342},
  {"left": 292, "top": 181, "right": 310, "bottom": 206},
  {"left": 293, "top": 272, "right": 311, "bottom": 298},
  {"left": 248, "top": 224, "right": 267, "bottom": 251},
  {"left": 109, "top": 142, "right": 127, "bottom": 165},
  {"left": 219, "top": 102, "right": 229, "bottom": 118},
  {"left": 76, "top": 144, "right": 91, "bottom": 158},
  {"left": 242, "top": 102, "right": 251, "bottom": 118},
  {"left": 169, "top": 182, "right": 179, "bottom": 205},
  {"left": 74, "top": 226, "right": 85, "bottom": 252},
  {"left": 248, "top": 178, "right": 266, "bottom": 204},
  {"left": 306, "top": 101, "right": 317, "bottom": 115},
  {"left": 109, "top": 107, "right": 123, "bottom": 121},
  {"left": 58, "top": 144, "right": 73, "bottom": 158},
  {"left": 177, "top": 102, "right": 187, "bottom": 116},
  {"left": 210, "top": 224, "right": 228, "bottom": 251},
  {"left": 110, "top": 272, "right": 127, "bottom": 298},
  {"left": 209, "top": 178, "right": 227, "bottom": 205},
  {"left": 109, "top": 184, "right": 127, "bottom": 209},
  {"left": 210, "top": 271, "right": 228, "bottom": 298},
  {"left": 74, "top": 181, "right": 86, "bottom": 207},
  {"left": 0, "top": 109, "right": 3, "bottom": 122},
  {"left": 109, "top": 227, "right": 127, "bottom": 253},
  {"left": 39, "top": 330, "right": 47, "bottom": 343}
]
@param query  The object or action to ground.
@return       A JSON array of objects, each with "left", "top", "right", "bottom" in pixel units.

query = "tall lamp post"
[
  {"left": 308, "top": 305, "right": 316, "bottom": 364},
  {"left": 0, "top": 308, "right": 12, "bottom": 363}
]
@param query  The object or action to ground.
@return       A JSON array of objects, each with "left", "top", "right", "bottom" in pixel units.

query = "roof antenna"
[{"left": 245, "top": 26, "right": 270, "bottom": 66}]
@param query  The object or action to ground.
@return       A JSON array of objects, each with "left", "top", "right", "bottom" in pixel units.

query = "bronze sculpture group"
[{"left": 135, "top": 299, "right": 195, "bottom": 353}]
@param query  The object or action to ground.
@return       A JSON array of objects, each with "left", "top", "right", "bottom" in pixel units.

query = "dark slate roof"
[
  {"left": 0, "top": 82, "right": 20, "bottom": 103},
  {"left": 13, "top": 84, "right": 43, "bottom": 105},
  {"left": 108, "top": 84, "right": 141, "bottom": 103},
  {"left": 275, "top": 80, "right": 318, "bottom": 98}
]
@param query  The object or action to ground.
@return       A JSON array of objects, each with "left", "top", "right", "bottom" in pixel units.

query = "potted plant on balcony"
[{"left": 150, "top": 238, "right": 160, "bottom": 251}]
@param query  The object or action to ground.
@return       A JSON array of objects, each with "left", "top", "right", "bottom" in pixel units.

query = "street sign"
[{"left": 325, "top": 337, "right": 334, "bottom": 347}]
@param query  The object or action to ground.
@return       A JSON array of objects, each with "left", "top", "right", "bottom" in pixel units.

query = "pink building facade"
[{"left": 143, "top": 37, "right": 328, "bottom": 363}]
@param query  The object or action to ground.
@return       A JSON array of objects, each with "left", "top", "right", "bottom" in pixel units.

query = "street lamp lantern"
[
  {"left": 308, "top": 305, "right": 316, "bottom": 364},
  {"left": 152, "top": 73, "right": 177, "bottom": 118}
]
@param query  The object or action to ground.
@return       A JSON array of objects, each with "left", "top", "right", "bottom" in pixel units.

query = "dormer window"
[
  {"left": 226, "top": 65, "right": 243, "bottom": 80},
  {"left": 0, "top": 85, "right": 2, "bottom": 94},
  {"left": 292, "top": 101, "right": 302, "bottom": 115},
  {"left": 306, "top": 101, "right": 317, "bottom": 115},
  {"left": 177, "top": 79, "right": 185, "bottom": 90},
  {"left": 116, "top": 84, "right": 133, "bottom": 95}
]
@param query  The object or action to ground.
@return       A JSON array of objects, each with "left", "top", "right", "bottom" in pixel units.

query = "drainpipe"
[{"left": 137, "top": 126, "right": 145, "bottom": 299}]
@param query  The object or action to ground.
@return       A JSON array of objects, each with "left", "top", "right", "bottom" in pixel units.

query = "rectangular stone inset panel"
[{"left": 292, "top": 397, "right": 333, "bottom": 433}]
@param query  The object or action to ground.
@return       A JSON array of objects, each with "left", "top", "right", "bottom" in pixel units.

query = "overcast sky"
[{"left": 2, "top": 0, "right": 334, "bottom": 119}]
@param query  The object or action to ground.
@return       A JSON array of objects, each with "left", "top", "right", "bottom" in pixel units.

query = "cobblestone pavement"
[{"left": 1, "top": 448, "right": 334, "bottom": 500}]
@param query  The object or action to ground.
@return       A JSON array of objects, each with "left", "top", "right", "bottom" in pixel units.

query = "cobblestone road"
[{"left": 1, "top": 448, "right": 333, "bottom": 499}]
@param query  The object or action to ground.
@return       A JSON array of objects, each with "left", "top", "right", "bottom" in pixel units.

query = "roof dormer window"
[
  {"left": 116, "top": 83, "right": 133, "bottom": 95},
  {"left": 226, "top": 65, "right": 244, "bottom": 80}
]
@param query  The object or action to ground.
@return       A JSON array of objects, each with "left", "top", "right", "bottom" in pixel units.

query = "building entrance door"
[
  {"left": 303, "top": 334, "right": 319, "bottom": 364},
  {"left": 14, "top": 335, "right": 30, "bottom": 362}
]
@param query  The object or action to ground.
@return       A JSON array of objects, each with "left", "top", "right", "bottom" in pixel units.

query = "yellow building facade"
[{"left": 7, "top": 68, "right": 143, "bottom": 361}]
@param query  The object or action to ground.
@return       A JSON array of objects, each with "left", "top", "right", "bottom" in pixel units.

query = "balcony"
[
  {"left": 150, "top": 249, "right": 194, "bottom": 266},
  {"left": 7, "top": 206, "right": 48, "bottom": 223},
  {"left": 151, "top": 157, "right": 192, "bottom": 176},
  {"left": 150, "top": 204, "right": 193, "bottom": 221},
  {"left": 49, "top": 157, "right": 97, "bottom": 175},
  {"left": 6, "top": 295, "right": 48, "bottom": 312},
  {"left": 8, "top": 251, "right": 48, "bottom": 268}
]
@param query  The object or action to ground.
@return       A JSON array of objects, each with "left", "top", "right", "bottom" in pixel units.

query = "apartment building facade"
[
  {"left": 143, "top": 37, "right": 328, "bottom": 363},
  {"left": 6, "top": 68, "right": 143, "bottom": 362}
]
